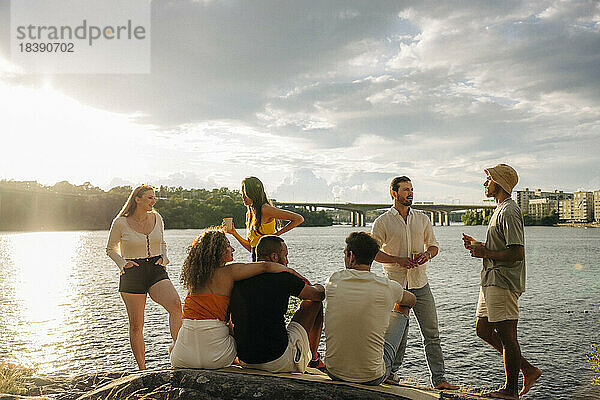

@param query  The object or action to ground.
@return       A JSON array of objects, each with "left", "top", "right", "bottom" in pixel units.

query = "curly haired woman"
[{"left": 170, "top": 228, "right": 300, "bottom": 369}]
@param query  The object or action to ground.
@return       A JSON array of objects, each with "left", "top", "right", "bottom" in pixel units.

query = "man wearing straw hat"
[{"left": 463, "top": 164, "right": 542, "bottom": 399}]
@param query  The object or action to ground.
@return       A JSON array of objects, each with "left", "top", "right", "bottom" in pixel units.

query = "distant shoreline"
[{"left": 556, "top": 222, "right": 600, "bottom": 228}]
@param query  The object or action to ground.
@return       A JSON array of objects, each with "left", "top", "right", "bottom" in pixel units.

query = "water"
[{"left": 0, "top": 225, "right": 599, "bottom": 399}]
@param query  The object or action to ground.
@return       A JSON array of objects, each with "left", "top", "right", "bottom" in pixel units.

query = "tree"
[
  {"left": 0, "top": 180, "right": 334, "bottom": 230},
  {"left": 108, "top": 186, "right": 132, "bottom": 196},
  {"left": 523, "top": 213, "right": 535, "bottom": 226},
  {"left": 462, "top": 210, "right": 484, "bottom": 225},
  {"left": 282, "top": 207, "right": 333, "bottom": 227},
  {"left": 52, "top": 181, "right": 79, "bottom": 194},
  {"left": 540, "top": 209, "right": 559, "bottom": 226}
]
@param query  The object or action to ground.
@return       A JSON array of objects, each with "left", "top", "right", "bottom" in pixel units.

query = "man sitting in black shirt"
[{"left": 230, "top": 235, "right": 324, "bottom": 373}]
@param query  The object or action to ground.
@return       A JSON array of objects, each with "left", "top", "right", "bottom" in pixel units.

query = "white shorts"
[
  {"left": 170, "top": 319, "right": 236, "bottom": 369},
  {"left": 242, "top": 321, "right": 311, "bottom": 373},
  {"left": 476, "top": 286, "right": 520, "bottom": 323}
]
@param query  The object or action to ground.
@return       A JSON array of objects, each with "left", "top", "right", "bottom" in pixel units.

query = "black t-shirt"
[{"left": 230, "top": 272, "right": 306, "bottom": 364}]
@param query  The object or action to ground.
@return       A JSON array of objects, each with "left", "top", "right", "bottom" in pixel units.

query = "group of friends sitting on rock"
[{"left": 170, "top": 229, "right": 414, "bottom": 388}]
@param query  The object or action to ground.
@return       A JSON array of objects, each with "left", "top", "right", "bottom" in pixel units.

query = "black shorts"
[{"left": 119, "top": 255, "right": 169, "bottom": 294}]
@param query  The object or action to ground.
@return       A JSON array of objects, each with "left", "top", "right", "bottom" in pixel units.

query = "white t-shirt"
[
  {"left": 324, "top": 269, "right": 404, "bottom": 383},
  {"left": 106, "top": 212, "right": 169, "bottom": 273}
]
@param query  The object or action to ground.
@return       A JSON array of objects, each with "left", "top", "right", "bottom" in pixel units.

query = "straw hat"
[{"left": 484, "top": 164, "right": 518, "bottom": 194}]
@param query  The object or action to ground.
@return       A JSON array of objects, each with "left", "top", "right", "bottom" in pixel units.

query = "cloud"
[
  {"left": 273, "top": 169, "right": 332, "bottom": 202},
  {"left": 1, "top": 1, "right": 599, "bottom": 201}
]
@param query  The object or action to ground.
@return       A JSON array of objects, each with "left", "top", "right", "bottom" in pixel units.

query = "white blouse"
[
  {"left": 371, "top": 207, "right": 439, "bottom": 290},
  {"left": 106, "top": 212, "right": 170, "bottom": 273}
]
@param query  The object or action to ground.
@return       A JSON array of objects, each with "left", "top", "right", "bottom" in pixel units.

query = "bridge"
[{"left": 274, "top": 201, "right": 496, "bottom": 227}]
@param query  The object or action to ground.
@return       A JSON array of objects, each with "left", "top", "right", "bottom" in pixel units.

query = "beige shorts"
[
  {"left": 242, "top": 321, "right": 311, "bottom": 373},
  {"left": 476, "top": 286, "right": 520, "bottom": 323}
]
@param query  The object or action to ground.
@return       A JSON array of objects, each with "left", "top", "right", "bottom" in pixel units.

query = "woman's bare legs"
[
  {"left": 121, "top": 293, "right": 147, "bottom": 370},
  {"left": 148, "top": 279, "right": 183, "bottom": 342}
]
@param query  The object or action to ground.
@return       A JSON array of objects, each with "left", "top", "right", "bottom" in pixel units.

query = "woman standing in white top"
[{"left": 106, "top": 184, "right": 182, "bottom": 370}]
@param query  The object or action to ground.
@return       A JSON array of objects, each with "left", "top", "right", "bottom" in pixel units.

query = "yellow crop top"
[{"left": 247, "top": 218, "right": 277, "bottom": 247}]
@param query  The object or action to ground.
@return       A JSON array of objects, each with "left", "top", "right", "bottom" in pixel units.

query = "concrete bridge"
[{"left": 274, "top": 201, "right": 496, "bottom": 227}]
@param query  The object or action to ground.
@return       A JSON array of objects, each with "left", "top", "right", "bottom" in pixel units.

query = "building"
[
  {"left": 515, "top": 188, "right": 572, "bottom": 213},
  {"left": 571, "top": 191, "right": 594, "bottom": 222},
  {"left": 560, "top": 199, "right": 574, "bottom": 221},
  {"left": 528, "top": 198, "right": 558, "bottom": 221},
  {"left": 515, "top": 188, "right": 536, "bottom": 211},
  {"left": 595, "top": 190, "right": 600, "bottom": 223}
]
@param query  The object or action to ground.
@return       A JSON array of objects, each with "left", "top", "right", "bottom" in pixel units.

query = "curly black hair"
[{"left": 180, "top": 228, "right": 228, "bottom": 293}]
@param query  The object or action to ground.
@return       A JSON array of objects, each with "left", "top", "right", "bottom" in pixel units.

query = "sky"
[{"left": 1, "top": 0, "right": 599, "bottom": 204}]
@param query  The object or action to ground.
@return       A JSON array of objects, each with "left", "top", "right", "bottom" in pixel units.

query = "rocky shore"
[{"left": 0, "top": 367, "right": 499, "bottom": 400}]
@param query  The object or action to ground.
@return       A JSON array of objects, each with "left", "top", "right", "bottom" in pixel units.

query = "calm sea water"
[{"left": 0, "top": 225, "right": 598, "bottom": 399}]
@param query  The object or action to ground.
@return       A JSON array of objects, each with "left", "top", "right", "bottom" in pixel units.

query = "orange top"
[{"left": 182, "top": 294, "right": 230, "bottom": 322}]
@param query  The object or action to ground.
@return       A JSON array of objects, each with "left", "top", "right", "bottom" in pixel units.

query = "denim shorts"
[{"left": 119, "top": 255, "right": 169, "bottom": 294}]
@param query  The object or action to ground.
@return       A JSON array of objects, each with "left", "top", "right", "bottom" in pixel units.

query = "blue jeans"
[
  {"left": 392, "top": 283, "right": 446, "bottom": 386},
  {"left": 327, "top": 311, "right": 409, "bottom": 386}
]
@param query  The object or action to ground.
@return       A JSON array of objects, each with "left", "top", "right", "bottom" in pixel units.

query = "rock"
[
  {"left": 8, "top": 372, "right": 128, "bottom": 400},
  {"left": 4, "top": 368, "right": 498, "bottom": 400},
  {"left": 78, "top": 368, "right": 415, "bottom": 400}
]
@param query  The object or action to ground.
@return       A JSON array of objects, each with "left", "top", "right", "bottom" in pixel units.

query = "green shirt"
[{"left": 482, "top": 198, "right": 526, "bottom": 293}]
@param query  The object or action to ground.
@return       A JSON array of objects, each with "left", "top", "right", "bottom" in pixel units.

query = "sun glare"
[
  {"left": 0, "top": 80, "right": 150, "bottom": 187},
  {"left": 2, "top": 232, "right": 81, "bottom": 370}
]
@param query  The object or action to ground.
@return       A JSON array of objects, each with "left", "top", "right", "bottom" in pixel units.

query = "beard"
[
  {"left": 485, "top": 186, "right": 498, "bottom": 198},
  {"left": 400, "top": 199, "right": 413, "bottom": 206}
]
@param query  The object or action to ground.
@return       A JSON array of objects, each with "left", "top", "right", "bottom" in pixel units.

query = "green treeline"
[
  {"left": 0, "top": 180, "right": 332, "bottom": 231},
  {"left": 281, "top": 207, "right": 332, "bottom": 227},
  {"left": 462, "top": 210, "right": 491, "bottom": 226},
  {"left": 523, "top": 210, "right": 559, "bottom": 226}
]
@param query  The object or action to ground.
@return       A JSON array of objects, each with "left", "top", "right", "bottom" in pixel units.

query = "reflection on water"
[
  {"left": 2, "top": 233, "right": 81, "bottom": 368},
  {"left": 0, "top": 227, "right": 599, "bottom": 400}
]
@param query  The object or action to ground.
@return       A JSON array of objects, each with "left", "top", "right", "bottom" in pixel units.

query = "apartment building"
[
  {"left": 515, "top": 188, "right": 536, "bottom": 211},
  {"left": 515, "top": 188, "right": 572, "bottom": 214},
  {"left": 560, "top": 199, "right": 574, "bottom": 221},
  {"left": 594, "top": 190, "right": 600, "bottom": 223},
  {"left": 571, "top": 191, "right": 594, "bottom": 222},
  {"left": 528, "top": 198, "right": 558, "bottom": 221}
]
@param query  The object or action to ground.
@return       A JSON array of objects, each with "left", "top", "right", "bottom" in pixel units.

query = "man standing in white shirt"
[{"left": 371, "top": 176, "right": 457, "bottom": 390}]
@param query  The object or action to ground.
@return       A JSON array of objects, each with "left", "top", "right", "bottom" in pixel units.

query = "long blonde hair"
[
  {"left": 118, "top": 184, "right": 155, "bottom": 217},
  {"left": 180, "top": 228, "right": 228, "bottom": 293}
]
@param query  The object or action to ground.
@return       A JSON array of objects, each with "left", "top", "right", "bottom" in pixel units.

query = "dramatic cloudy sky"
[{"left": 1, "top": 1, "right": 599, "bottom": 203}]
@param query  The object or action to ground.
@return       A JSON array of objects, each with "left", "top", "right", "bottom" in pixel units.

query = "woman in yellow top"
[{"left": 224, "top": 176, "right": 304, "bottom": 261}]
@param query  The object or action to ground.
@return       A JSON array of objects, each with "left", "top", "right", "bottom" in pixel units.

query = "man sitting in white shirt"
[{"left": 324, "top": 232, "right": 416, "bottom": 385}]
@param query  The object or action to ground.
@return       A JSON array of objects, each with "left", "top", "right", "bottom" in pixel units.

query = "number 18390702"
[{"left": 18, "top": 42, "right": 74, "bottom": 52}]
